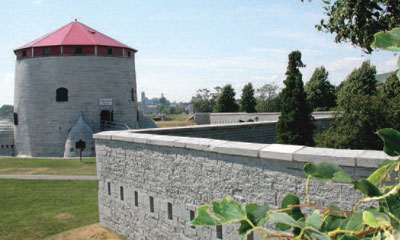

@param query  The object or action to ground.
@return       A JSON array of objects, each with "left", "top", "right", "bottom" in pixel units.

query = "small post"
[{"left": 75, "top": 140, "right": 86, "bottom": 163}]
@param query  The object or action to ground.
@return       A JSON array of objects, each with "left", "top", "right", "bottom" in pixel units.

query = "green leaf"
[
  {"left": 276, "top": 194, "right": 304, "bottom": 231},
  {"left": 363, "top": 210, "right": 391, "bottom": 228},
  {"left": 190, "top": 205, "right": 220, "bottom": 226},
  {"left": 190, "top": 197, "right": 246, "bottom": 226},
  {"left": 305, "top": 210, "right": 323, "bottom": 229},
  {"left": 340, "top": 235, "right": 358, "bottom": 240},
  {"left": 367, "top": 163, "right": 395, "bottom": 186},
  {"left": 372, "top": 28, "right": 400, "bottom": 51},
  {"left": 304, "top": 162, "right": 351, "bottom": 183},
  {"left": 238, "top": 203, "right": 269, "bottom": 235},
  {"left": 332, "top": 171, "right": 352, "bottom": 183},
  {"left": 353, "top": 180, "right": 382, "bottom": 197},
  {"left": 345, "top": 212, "right": 363, "bottom": 231},
  {"left": 377, "top": 128, "right": 400, "bottom": 156},
  {"left": 268, "top": 212, "right": 301, "bottom": 228},
  {"left": 321, "top": 206, "right": 347, "bottom": 232},
  {"left": 304, "top": 227, "right": 330, "bottom": 240}
]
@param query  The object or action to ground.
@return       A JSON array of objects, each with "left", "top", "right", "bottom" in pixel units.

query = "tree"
[
  {"left": 338, "top": 61, "right": 377, "bottom": 105},
  {"left": 213, "top": 84, "right": 239, "bottom": 113},
  {"left": 380, "top": 72, "right": 400, "bottom": 99},
  {"left": 316, "top": 95, "right": 399, "bottom": 150},
  {"left": 255, "top": 83, "right": 281, "bottom": 112},
  {"left": 305, "top": 66, "right": 336, "bottom": 111},
  {"left": 240, "top": 83, "right": 257, "bottom": 113},
  {"left": 276, "top": 51, "right": 314, "bottom": 146},
  {"left": 311, "top": 0, "right": 400, "bottom": 53},
  {"left": 191, "top": 87, "right": 221, "bottom": 113},
  {"left": 0, "top": 105, "right": 13, "bottom": 121}
]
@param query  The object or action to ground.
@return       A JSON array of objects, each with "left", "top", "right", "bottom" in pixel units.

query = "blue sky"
[{"left": 0, "top": 0, "right": 396, "bottom": 105}]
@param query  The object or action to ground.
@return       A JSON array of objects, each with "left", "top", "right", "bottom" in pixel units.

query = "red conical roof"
[{"left": 16, "top": 21, "right": 136, "bottom": 51}]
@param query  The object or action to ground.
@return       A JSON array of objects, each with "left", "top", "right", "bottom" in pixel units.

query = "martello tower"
[{"left": 13, "top": 21, "right": 139, "bottom": 157}]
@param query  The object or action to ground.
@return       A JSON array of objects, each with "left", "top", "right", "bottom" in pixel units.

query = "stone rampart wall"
[
  {"left": 0, "top": 124, "right": 15, "bottom": 156},
  {"left": 94, "top": 128, "right": 395, "bottom": 240},
  {"left": 194, "top": 112, "right": 334, "bottom": 125},
  {"left": 139, "top": 118, "right": 330, "bottom": 144}
]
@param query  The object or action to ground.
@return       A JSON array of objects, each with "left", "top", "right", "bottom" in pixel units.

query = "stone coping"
[{"left": 93, "top": 129, "right": 398, "bottom": 169}]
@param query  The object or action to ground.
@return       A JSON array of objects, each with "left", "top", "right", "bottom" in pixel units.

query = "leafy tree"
[
  {"left": 256, "top": 93, "right": 282, "bottom": 112},
  {"left": 276, "top": 51, "right": 314, "bottom": 146},
  {"left": 191, "top": 87, "right": 221, "bottom": 113},
  {"left": 240, "top": 83, "right": 257, "bottom": 113},
  {"left": 213, "top": 84, "right": 239, "bottom": 113},
  {"left": 380, "top": 72, "right": 400, "bottom": 99},
  {"left": 338, "top": 61, "right": 377, "bottom": 105},
  {"left": 305, "top": 66, "right": 336, "bottom": 111},
  {"left": 311, "top": 0, "right": 400, "bottom": 53},
  {"left": 316, "top": 95, "right": 399, "bottom": 150},
  {"left": 159, "top": 105, "right": 185, "bottom": 115},
  {"left": 0, "top": 105, "right": 13, "bottom": 120}
]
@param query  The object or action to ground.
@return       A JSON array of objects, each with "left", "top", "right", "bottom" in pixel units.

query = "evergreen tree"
[
  {"left": 305, "top": 66, "right": 336, "bottom": 111},
  {"left": 338, "top": 61, "right": 377, "bottom": 104},
  {"left": 276, "top": 51, "right": 314, "bottom": 146},
  {"left": 213, "top": 84, "right": 239, "bottom": 113},
  {"left": 380, "top": 72, "right": 400, "bottom": 99},
  {"left": 240, "top": 83, "right": 256, "bottom": 113}
]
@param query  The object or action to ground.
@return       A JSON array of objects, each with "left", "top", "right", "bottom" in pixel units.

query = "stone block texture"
[{"left": 95, "top": 131, "right": 384, "bottom": 239}]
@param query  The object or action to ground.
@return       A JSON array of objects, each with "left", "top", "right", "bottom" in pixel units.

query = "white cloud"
[
  {"left": 32, "top": 0, "right": 43, "bottom": 5},
  {"left": 0, "top": 73, "right": 14, "bottom": 106}
]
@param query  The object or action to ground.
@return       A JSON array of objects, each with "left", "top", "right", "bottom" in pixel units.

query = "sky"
[{"left": 0, "top": 0, "right": 397, "bottom": 105}]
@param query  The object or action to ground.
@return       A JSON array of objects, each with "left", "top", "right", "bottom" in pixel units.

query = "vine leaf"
[
  {"left": 268, "top": 212, "right": 301, "bottom": 228},
  {"left": 190, "top": 197, "right": 246, "bottom": 226},
  {"left": 367, "top": 162, "right": 395, "bottom": 186},
  {"left": 238, "top": 203, "right": 269, "bottom": 236},
  {"left": 345, "top": 212, "right": 363, "bottom": 231},
  {"left": 304, "top": 162, "right": 352, "bottom": 183},
  {"left": 353, "top": 179, "right": 382, "bottom": 197},
  {"left": 377, "top": 128, "right": 400, "bottom": 157},
  {"left": 363, "top": 210, "right": 391, "bottom": 228},
  {"left": 276, "top": 194, "right": 304, "bottom": 231},
  {"left": 321, "top": 206, "right": 347, "bottom": 232},
  {"left": 306, "top": 210, "right": 323, "bottom": 229},
  {"left": 371, "top": 28, "right": 400, "bottom": 51},
  {"left": 304, "top": 227, "right": 330, "bottom": 240}
]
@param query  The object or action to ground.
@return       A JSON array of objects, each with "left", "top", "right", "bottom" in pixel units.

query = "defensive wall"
[
  {"left": 94, "top": 120, "right": 395, "bottom": 240},
  {"left": 194, "top": 111, "right": 334, "bottom": 125},
  {"left": 0, "top": 122, "right": 14, "bottom": 156}
]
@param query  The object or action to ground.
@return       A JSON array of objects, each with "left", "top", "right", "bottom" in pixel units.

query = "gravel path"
[{"left": 0, "top": 174, "right": 98, "bottom": 180}]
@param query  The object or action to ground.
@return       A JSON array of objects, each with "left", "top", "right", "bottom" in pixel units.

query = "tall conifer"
[
  {"left": 276, "top": 51, "right": 314, "bottom": 145},
  {"left": 240, "top": 83, "right": 257, "bottom": 113},
  {"left": 214, "top": 84, "right": 239, "bottom": 112}
]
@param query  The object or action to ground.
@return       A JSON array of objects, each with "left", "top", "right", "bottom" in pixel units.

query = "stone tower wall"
[{"left": 14, "top": 55, "right": 138, "bottom": 157}]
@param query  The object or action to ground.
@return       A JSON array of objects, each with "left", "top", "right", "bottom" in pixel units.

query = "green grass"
[
  {"left": 0, "top": 157, "right": 96, "bottom": 175},
  {"left": 0, "top": 179, "right": 99, "bottom": 240}
]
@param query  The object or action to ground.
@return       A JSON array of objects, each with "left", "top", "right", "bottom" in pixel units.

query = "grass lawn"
[
  {"left": 0, "top": 179, "right": 99, "bottom": 240},
  {"left": 0, "top": 157, "right": 96, "bottom": 175},
  {"left": 154, "top": 114, "right": 197, "bottom": 128}
]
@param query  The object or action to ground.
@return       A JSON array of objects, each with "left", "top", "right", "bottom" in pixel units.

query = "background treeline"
[{"left": 191, "top": 56, "right": 400, "bottom": 151}]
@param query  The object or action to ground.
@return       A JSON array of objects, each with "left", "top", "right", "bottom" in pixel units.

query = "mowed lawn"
[
  {"left": 154, "top": 114, "right": 197, "bottom": 128},
  {"left": 0, "top": 157, "right": 96, "bottom": 175},
  {"left": 0, "top": 179, "right": 99, "bottom": 240}
]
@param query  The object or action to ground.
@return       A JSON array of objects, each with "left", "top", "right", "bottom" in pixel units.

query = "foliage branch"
[{"left": 190, "top": 29, "right": 400, "bottom": 239}]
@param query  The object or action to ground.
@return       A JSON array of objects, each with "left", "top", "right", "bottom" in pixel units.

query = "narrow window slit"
[
  {"left": 107, "top": 182, "right": 111, "bottom": 196},
  {"left": 216, "top": 225, "right": 223, "bottom": 239},
  {"left": 120, "top": 186, "right": 124, "bottom": 201},
  {"left": 149, "top": 196, "right": 154, "bottom": 213},
  {"left": 190, "top": 210, "right": 195, "bottom": 229},
  {"left": 168, "top": 202, "right": 173, "bottom": 220},
  {"left": 134, "top": 191, "right": 138, "bottom": 206}
]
